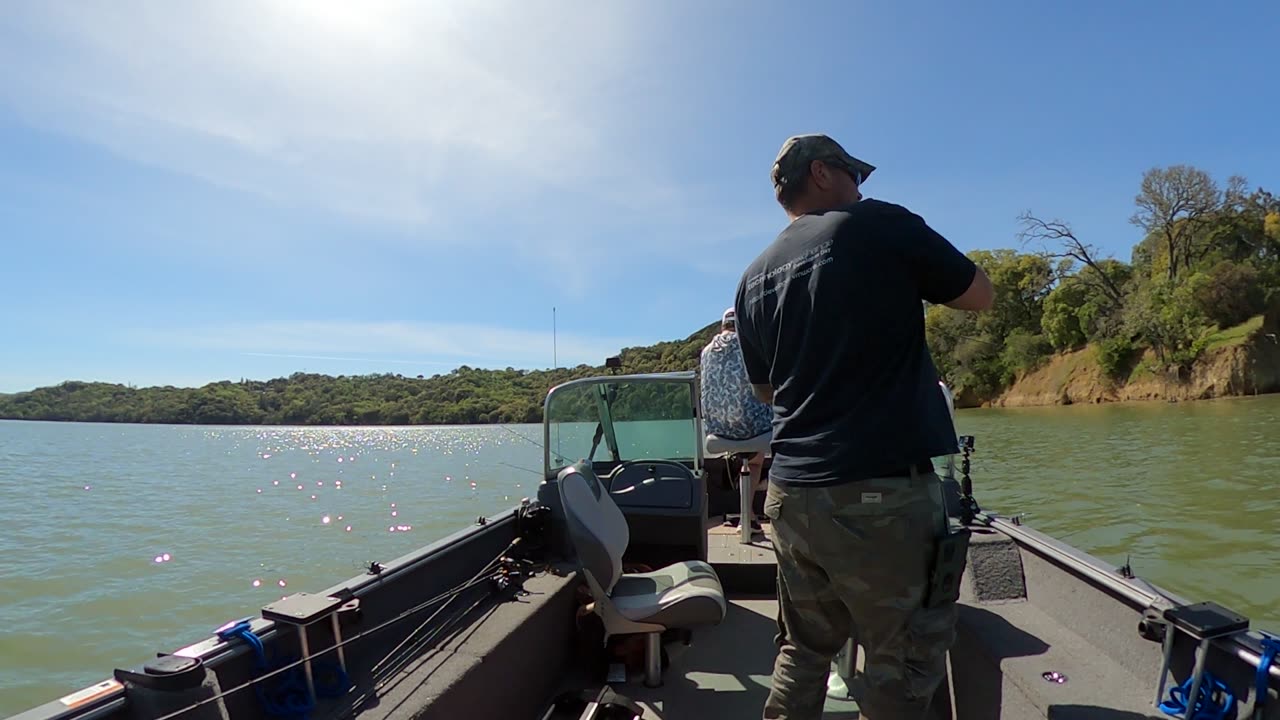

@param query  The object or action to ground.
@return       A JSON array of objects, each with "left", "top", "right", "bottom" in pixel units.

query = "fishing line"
[
  {"left": 140, "top": 541, "right": 522, "bottom": 720},
  {"left": 497, "top": 424, "right": 573, "bottom": 465},
  {"left": 497, "top": 461, "right": 542, "bottom": 476},
  {"left": 497, "top": 425, "right": 541, "bottom": 448}
]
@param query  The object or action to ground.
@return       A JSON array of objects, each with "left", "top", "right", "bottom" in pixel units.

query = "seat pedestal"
[{"left": 705, "top": 432, "right": 771, "bottom": 546}]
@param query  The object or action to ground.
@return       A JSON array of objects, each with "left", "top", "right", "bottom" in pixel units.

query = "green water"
[
  {"left": 0, "top": 421, "right": 546, "bottom": 715},
  {"left": 955, "top": 395, "right": 1280, "bottom": 631},
  {"left": 1, "top": 397, "right": 1278, "bottom": 715}
]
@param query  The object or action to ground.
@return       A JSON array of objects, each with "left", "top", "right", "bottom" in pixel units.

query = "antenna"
[{"left": 553, "top": 306, "right": 560, "bottom": 463}]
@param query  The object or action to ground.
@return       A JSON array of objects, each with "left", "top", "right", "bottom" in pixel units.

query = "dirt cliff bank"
[{"left": 968, "top": 312, "right": 1280, "bottom": 408}]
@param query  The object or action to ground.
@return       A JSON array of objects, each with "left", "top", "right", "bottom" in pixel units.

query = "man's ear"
[{"left": 810, "top": 160, "right": 834, "bottom": 190}]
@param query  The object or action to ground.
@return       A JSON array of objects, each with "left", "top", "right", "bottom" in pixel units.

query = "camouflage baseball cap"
[{"left": 771, "top": 134, "right": 876, "bottom": 193}]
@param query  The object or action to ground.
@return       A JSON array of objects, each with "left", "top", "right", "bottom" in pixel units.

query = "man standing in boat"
[
  {"left": 699, "top": 307, "right": 773, "bottom": 534},
  {"left": 733, "top": 133, "right": 993, "bottom": 719}
]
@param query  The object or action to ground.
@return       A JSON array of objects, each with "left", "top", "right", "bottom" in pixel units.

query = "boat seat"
[
  {"left": 704, "top": 430, "right": 771, "bottom": 456},
  {"left": 557, "top": 462, "right": 727, "bottom": 687},
  {"left": 610, "top": 562, "right": 725, "bottom": 627}
]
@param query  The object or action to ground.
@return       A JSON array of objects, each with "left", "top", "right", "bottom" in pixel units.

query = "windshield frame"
[{"left": 542, "top": 371, "right": 701, "bottom": 476}]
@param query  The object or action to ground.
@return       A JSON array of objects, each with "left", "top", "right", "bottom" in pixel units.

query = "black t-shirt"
[{"left": 733, "top": 199, "right": 976, "bottom": 487}]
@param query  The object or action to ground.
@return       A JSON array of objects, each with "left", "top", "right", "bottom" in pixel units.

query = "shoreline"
[
  {"left": 2, "top": 384, "right": 1280, "bottom": 422},
  {"left": 956, "top": 329, "right": 1280, "bottom": 409}
]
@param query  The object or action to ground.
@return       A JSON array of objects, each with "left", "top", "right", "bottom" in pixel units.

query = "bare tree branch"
[{"left": 1016, "top": 211, "right": 1125, "bottom": 306}]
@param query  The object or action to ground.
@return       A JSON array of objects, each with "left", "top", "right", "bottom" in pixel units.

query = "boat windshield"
[{"left": 543, "top": 374, "right": 699, "bottom": 475}]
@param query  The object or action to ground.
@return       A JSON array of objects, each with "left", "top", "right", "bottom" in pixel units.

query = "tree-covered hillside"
[
  {"left": 926, "top": 165, "right": 1280, "bottom": 403},
  {"left": 0, "top": 323, "right": 722, "bottom": 425}
]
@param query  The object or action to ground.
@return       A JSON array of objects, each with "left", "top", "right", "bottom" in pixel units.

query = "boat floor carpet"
[
  {"left": 585, "top": 592, "right": 1166, "bottom": 719},
  {"left": 616, "top": 597, "right": 861, "bottom": 719}
]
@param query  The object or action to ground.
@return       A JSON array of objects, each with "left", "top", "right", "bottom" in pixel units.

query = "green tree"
[
  {"left": 1123, "top": 279, "right": 1213, "bottom": 372},
  {"left": 1191, "top": 261, "right": 1264, "bottom": 328},
  {"left": 1000, "top": 330, "right": 1053, "bottom": 379},
  {"left": 1017, "top": 212, "right": 1134, "bottom": 344},
  {"left": 968, "top": 249, "right": 1054, "bottom": 341},
  {"left": 925, "top": 302, "right": 978, "bottom": 383},
  {"left": 1130, "top": 165, "right": 1230, "bottom": 282},
  {"left": 1095, "top": 337, "right": 1136, "bottom": 382},
  {"left": 1041, "top": 281, "right": 1089, "bottom": 350},
  {"left": 1017, "top": 212, "right": 1126, "bottom": 309},
  {"left": 1075, "top": 260, "right": 1133, "bottom": 339},
  {"left": 925, "top": 249, "right": 1054, "bottom": 398}
]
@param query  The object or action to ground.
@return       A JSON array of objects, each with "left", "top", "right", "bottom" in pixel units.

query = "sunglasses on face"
[{"left": 823, "top": 159, "right": 862, "bottom": 185}]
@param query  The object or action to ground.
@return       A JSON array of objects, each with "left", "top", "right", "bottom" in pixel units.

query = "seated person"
[{"left": 700, "top": 308, "right": 774, "bottom": 528}]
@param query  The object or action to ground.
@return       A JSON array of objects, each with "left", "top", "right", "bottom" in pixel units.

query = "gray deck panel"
[
  {"left": 349, "top": 571, "right": 579, "bottom": 720},
  {"left": 357, "top": 516, "right": 1179, "bottom": 720},
  {"left": 613, "top": 598, "right": 861, "bottom": 719},
  {"left": 956, "top": 592, "right": 1165, "bottom": 719},
  {"left": 706, "top": 520, "right": 776, "bottom": 565},
  {"left": 697, "top": 518, "right": 1165, "bottom": 720}
]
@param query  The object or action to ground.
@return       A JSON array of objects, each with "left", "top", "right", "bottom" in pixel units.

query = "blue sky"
[{"left": 1, "top": 1, "right": 1277, "bottom": 393}]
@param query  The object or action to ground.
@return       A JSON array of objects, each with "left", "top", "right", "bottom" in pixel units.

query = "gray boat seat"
[
  {"left": 704, "top": 430, "right": 771, "bottom": 456},
  {"left": 557, "top": 462, "right": 727, "bottom": 686},
  {"left": 610, "top": 562, "right": 725, "bottom": 626}
]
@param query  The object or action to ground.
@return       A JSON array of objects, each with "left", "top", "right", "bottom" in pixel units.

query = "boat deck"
[
  {"left": 362, "top": 512, "right": 1178, "bottom": 720},
  {"left": 616, "top": 597, "right": 862, "bottom": 719},
  {"left": 609, "top": 517, "right": 862, "bottom": 718},
  {"left": 706, "top": 518, "right": 776, "bottom": 565},
  {"left": 634, "top": 516, "right": 1167, "bottom": 720}
]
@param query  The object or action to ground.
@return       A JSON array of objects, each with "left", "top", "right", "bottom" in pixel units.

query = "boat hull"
[{"left": 10, "top": 464, "right": 1279, "bottom": 720}]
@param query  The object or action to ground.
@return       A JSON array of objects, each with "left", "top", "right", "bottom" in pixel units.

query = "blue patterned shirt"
[{"left": 700, "top": 331, "right": 773, "bottom": 440}]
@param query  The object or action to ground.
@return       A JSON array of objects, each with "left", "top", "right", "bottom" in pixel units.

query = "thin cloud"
[
  {"left": 0, "top": 2, "right": 793, "bottom": 278},
  {"left": 133, "top": 320, "right": 649, "bottom": 369},
  {"left": 241, "top": 352, "right": 460, "bottom": 367},
  {"left": 0, "top": 1, "right": 670, "bottom": 235}
]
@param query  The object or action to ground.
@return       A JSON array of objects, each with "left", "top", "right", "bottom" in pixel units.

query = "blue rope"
[
  {"left": 1256, "top": 633, "right": 1280, "bottom": 713},
  {"left": 1158, "top": 669, "right": 1236, "bottom": 720},
  {"left": 216, "top": 621, "right": 350, "bottom": 719}
]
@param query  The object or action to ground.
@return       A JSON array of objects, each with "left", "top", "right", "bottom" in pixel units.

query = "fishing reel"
[{"left": 515, "top": 498, "right": 553, "bottom": 552}]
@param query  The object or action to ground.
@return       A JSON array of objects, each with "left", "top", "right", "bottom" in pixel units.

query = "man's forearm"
[
  {"left": 751, "top": 383, "right": 774, "bottom": 404},
  {"left": 944, "top": 265, "right": 995, "bottom": 311}
]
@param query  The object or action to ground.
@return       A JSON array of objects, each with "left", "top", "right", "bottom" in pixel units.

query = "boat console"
[{"left": 536, "top": 372, "right": 710, "bottom": 571}]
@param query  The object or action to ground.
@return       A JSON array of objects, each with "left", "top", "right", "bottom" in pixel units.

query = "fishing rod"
[
  {"left": 496, "top": 424, "right": 573, "bottom": 467},
  {"left": 497, "top": 424, "right": 541, "bottom": 448},
  {"left": 497, "top": 461, "right": 542, "bottom": 476}
]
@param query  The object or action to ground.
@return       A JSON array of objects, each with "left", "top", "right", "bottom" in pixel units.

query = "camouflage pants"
[{"left": 761, "top": 469, "right": 958, "bottom": 720}]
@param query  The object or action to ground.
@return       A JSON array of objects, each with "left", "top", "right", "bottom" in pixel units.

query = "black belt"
[{"left": 882, "top": 460, "right": 935, "bottom": 478}]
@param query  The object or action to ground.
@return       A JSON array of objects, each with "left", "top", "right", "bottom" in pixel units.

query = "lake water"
[{"left": 2, "top": 396, "right": 1279, "bottom": 715}]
